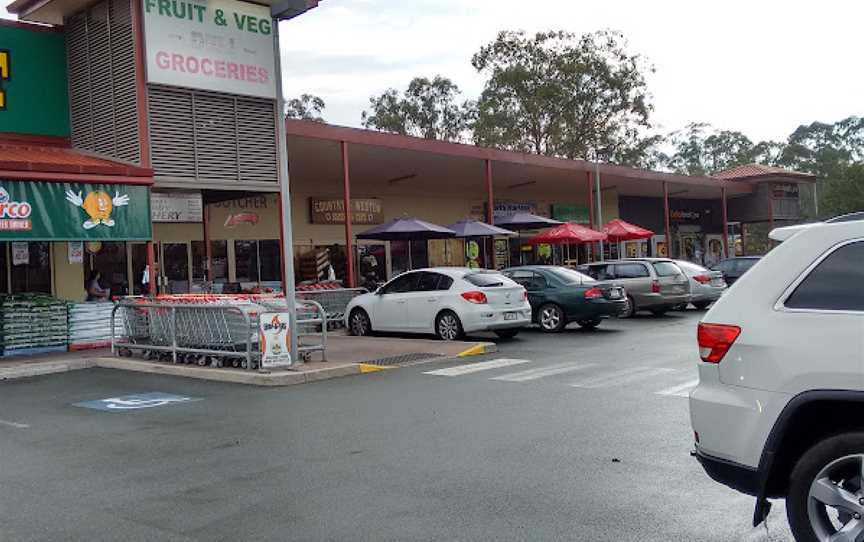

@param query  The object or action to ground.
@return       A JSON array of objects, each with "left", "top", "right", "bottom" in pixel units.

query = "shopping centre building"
[{"left": 0, "top": 5, "right": 815, "bottom": 300}]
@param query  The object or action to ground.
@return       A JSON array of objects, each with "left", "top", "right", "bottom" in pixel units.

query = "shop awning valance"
[{"left": 0, "top": 180, "right": 151, "bottom": 241}]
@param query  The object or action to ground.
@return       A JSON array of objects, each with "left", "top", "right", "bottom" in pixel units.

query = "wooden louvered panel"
[
  {"left": 194, "top": 92, "right": 239, "bottom": 182},
  {"left": 87, "top": 1, "right": 115, "bottom": 156},
  {"left": 148, "top": 86, "right": 196, "bottom": 178},
  {"left": 237, "top": 98, "right": 278, "bottom": 183},
  {"left": 66, "top": 12, "right": 93, "bottom": 151},
  {"left": 109, "top": 0, "right": 140, "bottom": 164}
]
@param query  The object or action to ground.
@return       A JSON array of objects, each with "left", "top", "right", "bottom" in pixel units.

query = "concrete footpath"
[{"left": 0, "top": 334, "right": 496, "bottom": 386}]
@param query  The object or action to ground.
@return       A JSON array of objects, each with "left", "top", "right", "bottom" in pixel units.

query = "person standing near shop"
[{"left": 86, "top": 271, "right": 111, "bottom": 301}]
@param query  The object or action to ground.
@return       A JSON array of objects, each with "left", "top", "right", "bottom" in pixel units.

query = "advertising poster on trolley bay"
[{"left": 259, "top": 312, "right": 292, "bottom": 368}]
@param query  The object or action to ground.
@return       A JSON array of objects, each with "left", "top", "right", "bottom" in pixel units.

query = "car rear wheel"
[
  {"left": 348, "top": 308, "right": 372, "bottom": 336},
  {"left": 576, "top": 319, "right": 602, "bottom": 330},
  {"left": 620, "top": 296, "right": 636, "bottom": 318},
  {"left": 435, "top": 311, "right": 464, "bottom": 341},
  {"left": 787, "top": 433, "right": 864, "bottom": 542},
  {"left": 494, "top": 329, "right": 519, "bottom": 340},
  {"left": 693, "top": 301, "right": 711, "bottom": 310},
  {"left": 537, "top": 304, "right": 565, "bottom": 333}
]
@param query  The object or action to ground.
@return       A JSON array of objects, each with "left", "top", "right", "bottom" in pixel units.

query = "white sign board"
[
  {"left": 259, "top": 312, "right": 292, "bottom": 368},
  {"left": 11, "top": 242, "right": 28, "bottom": 265},
  {"left": 151, "top": 192, "right": 203, "bottom": 223},
  {"left": 142, "top": 0, "right": 277, "bottom": 98},
  {"left": 68, "top": 241, "right": 84, "bottom": 264}
]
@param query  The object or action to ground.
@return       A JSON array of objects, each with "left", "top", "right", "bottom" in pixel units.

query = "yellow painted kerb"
[
  {"left": 358, "top": 363, "right": 391, "bottom": 373},
  {"left": 457, "top": 344, "right": 488, "bottom": 357}
]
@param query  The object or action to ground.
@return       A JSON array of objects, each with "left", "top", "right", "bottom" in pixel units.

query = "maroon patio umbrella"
[
  {"left": 528, "top": 223, "right": 608, "bottom": 245},
  {"left": 602, "top": 219, "right": 654, "bottom": 241}
]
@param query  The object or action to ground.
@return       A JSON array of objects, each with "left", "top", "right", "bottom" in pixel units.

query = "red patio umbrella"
[
  {"left": 602, "top": 219, "right": 654, "bottom": 241},
  {"left": 528, "top": 223, "right": 608, "bottom": 245}
]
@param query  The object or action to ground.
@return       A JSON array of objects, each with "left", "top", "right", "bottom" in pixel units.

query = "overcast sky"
[
  {"left": 4, "top": 0, "right": 862, "bottom": 143},
  {"left": 277, "top": 0, "right": 864, "bottom": 143}
]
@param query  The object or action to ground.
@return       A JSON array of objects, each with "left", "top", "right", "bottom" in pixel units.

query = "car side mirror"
[{"left": 375, "top": 287, "right": 383, "bottom": 295}]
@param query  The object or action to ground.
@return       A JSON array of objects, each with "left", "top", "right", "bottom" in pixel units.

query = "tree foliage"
[
  {"left": 471, "top": 29, "right": 653, "bottom": 160},
  {"left": 665, "top": 123, "right": 764, "bottom": 176},
  {"left": 285, "top": 94, "right": 326, "bottom": 122},
  {"left": 361, "top": 76, "right": 473, "bottom": 141}
]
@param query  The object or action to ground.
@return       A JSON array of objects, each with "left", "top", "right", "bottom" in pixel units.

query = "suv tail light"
[
  {"left": 584, "top": 287, "right": 603, "bottom": 299},
  {"left": 693, "top": 275, "right": 711, "bottom": 284},
  {"left": 521, "top": 289, "right": 528, "bottom": 301},
  {"left": 461, "top": 291, "right": 488, "bottom": 304},
  {"left": 698, "top": 322, "right": 741, "bottom": 363},
  {"left": 651, "top": 280, "right": 661, "bottom": 293}
]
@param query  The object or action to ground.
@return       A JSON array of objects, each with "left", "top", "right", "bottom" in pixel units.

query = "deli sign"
[{"left": 310, "top": 198, "right": 383, "bottom": 225}]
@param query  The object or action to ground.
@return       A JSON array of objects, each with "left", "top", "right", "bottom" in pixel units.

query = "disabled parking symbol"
[{"left": 74, "top": 392, "right": 201, "bottom": 412}]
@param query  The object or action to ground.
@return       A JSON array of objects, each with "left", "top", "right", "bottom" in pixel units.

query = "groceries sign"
[{"left": 142, "top": 0, "right": 276, "bottom": 98}]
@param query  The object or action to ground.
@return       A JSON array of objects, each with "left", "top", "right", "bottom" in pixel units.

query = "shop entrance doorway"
[{"left": 129, "top": 242, "right": 191, "bottom": 295}]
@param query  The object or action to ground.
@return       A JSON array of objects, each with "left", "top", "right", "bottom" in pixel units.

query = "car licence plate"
[
  {"left": 609, "top": 288, "right": 622, "bottom": 299},
  {"left": 504, "top": 311, "right": 518, "bottom": 320}
]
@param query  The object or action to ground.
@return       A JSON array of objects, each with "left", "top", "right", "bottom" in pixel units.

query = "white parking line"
[
  {"left": 0, "top": 419, "right": 29, "bottom": 429},
  {"left": 491, "top": 362, "right": 598, "bottom": 382},
  {"left": 655, "top": 379, "right": 700, "bottom": 397},
  {"left": 423, "top": 358, "right": 531, "bottom": 377},
  {"left": 568, "top": 367, "right": 676, "bottom": 389}
]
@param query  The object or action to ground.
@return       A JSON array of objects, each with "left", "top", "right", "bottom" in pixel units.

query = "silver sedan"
[{"left": 674, "top": 260, "right": 727, "bottom": 310}]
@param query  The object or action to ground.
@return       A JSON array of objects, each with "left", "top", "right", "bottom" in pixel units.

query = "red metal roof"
[
  {"left": 0, "top": 139, "right": 153, "bottom": 184},
  {"left": 713, "top": 163, "right": 815, "bottom": 182}
]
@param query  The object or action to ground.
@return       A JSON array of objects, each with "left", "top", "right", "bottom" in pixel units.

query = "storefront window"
[
  {"left": 0, "top": 243, "right": 8, "bottom": 294},
  {"left": 233, "top": 240, "right": 281, "bottom": 289},
  {"left": 85, "top": 242, "right": 129, "bottom": 296},
  {"left": 10, "top": 242, "right": 51, "bottom": 294},
  {"left": 259, "top": 240, "right": 281, "bottom": 283},
  {"left": 234, "top": 240, "right": 258, "bottom": 283},
  {"left": 390, "top": 241, "right": 409, "bottom": 276},
  {"left": 211, "top": 241, "right": 228, "bottom": 284}
]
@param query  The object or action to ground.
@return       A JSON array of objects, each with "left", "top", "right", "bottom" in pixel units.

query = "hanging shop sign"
[
  {"left": 551, "top": 204, "right": 589, "bottom": 224},
  {"left": 151, "top": 192, "right": 203, "bottom": 222},
  {"left": 670, "top": 209, "right": 701, "bottom": 222},
  {"left": 0, "top": 181, "right": 151, "bottom": 241},
  {"left": 142, "top": 0, "right": 277, "bottom": 99},
  {"left": 310, "top": 198, "right": 383, "bottom": 225},
  {"left": 259, "top": 312, "right": 292, "bottom": 368}
]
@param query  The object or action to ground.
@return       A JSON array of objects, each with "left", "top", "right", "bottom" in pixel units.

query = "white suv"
[{"left": 689, "top": 213, "right": 864, "bottom": 540}]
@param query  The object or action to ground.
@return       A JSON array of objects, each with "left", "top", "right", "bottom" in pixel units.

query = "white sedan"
[{"left": 345, "top": 268, "right": 531, "bottom": 340}]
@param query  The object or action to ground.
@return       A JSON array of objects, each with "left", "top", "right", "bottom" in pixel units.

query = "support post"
[
  {"left": 203, "top": 200, "right": 212, "bottom": 284},
  {"left": 272, "top": 20, "right": 299, "bottom": 364},
  {"left": 485, "top": 159, "right": 495, "bottom": 269},
  {"left": 485, "top": 159, "right": 494, "bottom": 225},
  {"left": 277, "top": 195, "right": 286, "bottom": 292},
  {"left": 595, "top": 162, "right": 604, "bottom": 257},
  {"left": 721, "top": 187, "right": 729, "bottom": 258},
  {"left": 587, "top": 171, "right": 595, "bottom": 261},
  {"left": 342, "top": 141, "right": 355, "bottom": 288},
  {"left": 146, "top": 241, "right": 156, "bottom": 296},
  {"left": 663, "top": 181, "right": 672, "bottom": 258}
]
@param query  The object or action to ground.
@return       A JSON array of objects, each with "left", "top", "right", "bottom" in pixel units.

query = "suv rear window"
[
  {"left": 785, "top": 241, "right": 864, "bottom": 311},
  {"left": 653, "top": 262, "right": 682, "bottom": 277},
  {"left": 464, "top": 272, "right": 507, "bottom": 287}
]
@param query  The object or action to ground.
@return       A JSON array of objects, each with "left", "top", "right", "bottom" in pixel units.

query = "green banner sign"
[
  {"left": 0, "top": 181, "right": 151, "bottom": 241},
  {"left": 551, "top": 204, "right": 589, "bottom": 224}
]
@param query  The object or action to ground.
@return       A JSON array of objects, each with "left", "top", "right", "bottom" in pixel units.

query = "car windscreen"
[
  {"left": 463, "top": 272, "right": 508, "bottom": 287},
  {"left": 549, "top": 267, "right": 595, "bottom": 284},
  {"left": 653, "top": 261, "right": 683, "bottom": 277}
]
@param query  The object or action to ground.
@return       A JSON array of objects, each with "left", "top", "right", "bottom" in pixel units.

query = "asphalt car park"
[{"left": 0, "top": 310, "right": 793, "bottom": 541}]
